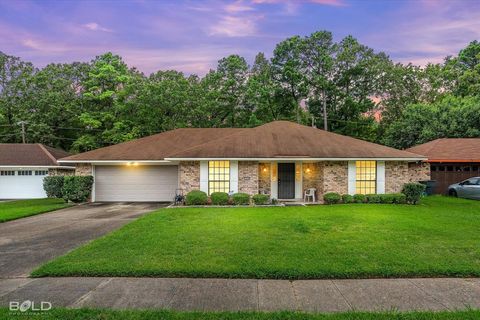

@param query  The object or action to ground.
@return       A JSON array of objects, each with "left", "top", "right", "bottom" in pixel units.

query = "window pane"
[
  {"left": 355, "top": 161, "right": 377, "bottom": 194},
  {"left": 208, "top": 160, "right": 231, "bottom": 194}
]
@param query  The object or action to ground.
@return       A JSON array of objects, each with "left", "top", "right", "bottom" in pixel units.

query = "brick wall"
[
  {"left": 385, "top": 161, "right": 431, "bottom": 193},
  {"left": 408, "top": 162, "right": 431, "bottom": 182},
  {"left": 238, "top": 161, "right": 258, "bottom": 195},
  {"left": 302, "top": 162, "right": 324, "bottom": 196},
  {"left": 75, "top": 163, "right": 92, "bottom": 176},
  {"left": 258, "top": 163, "right": 271, "bottom": 195},
  {"left": 323, "top": 161, "right": 348, "bottom": 194},
  {"left": 179, "top": 161, "right": 200, "bottom": 193}
]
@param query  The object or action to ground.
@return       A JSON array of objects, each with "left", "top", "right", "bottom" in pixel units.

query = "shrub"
[
  {"left": 342, "top": 194, "right": 354, "bottom": 204},
  {"left": 366, "top": 194, "right": 382, "bottom": 203},
  {"left": 185, "top": 190, "right": 208, "bottom": 205},
  {"left": 402, "top": 183, "right": 426, "bottom": 204},
  {"left": 210, "top": 192, "right": 229, "bottom": 205},
  {"left": 323, "top": 192, "right": 341, "bottom": 204},
  {"left": 253, "top": 194, "right": 270, "bottom": 205},
  {"left": 393, "top": 193, "right": 407, "bottom": 204},
  {"left": 379, "top": 194, "right": 395, "bottom": 204},
  {"left": 353, "top": 194, "right": 366, "bottom": 203},
  {"left": 62, "top": 176, "right": 94, "bottom": 203},
  {"left": 232, "top": 193, "right": 250, "bottom": 205},
  {"left": 43, "top": 176, "right": 65, "bottom": 198}
]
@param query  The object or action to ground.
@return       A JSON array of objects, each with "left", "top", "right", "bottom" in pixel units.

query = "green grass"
[
  {"left": 32, "top": 196, "right": 480, "bottom": 279},
  {"left": 1, "top": 308, "right": 479, "bottom": 320},
  {"left": 0, "top": 198, "right": 70, "bottom": 223}
]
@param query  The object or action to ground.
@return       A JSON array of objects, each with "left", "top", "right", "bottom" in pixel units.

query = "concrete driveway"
[{"left": 0, "top": 202, "right": 166, "bottom": 278}]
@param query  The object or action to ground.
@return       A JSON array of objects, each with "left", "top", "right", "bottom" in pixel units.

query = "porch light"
[
  {"left": 262, "top": 167, "right": 267, "bottom": 173},
  {"left": 306, "top": 168, "right": 311, "bottom": 173}
]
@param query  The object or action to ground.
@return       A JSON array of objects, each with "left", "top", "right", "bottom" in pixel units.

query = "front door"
[{"left": 278, "top": 163, "right": 295, "bottom": 199}]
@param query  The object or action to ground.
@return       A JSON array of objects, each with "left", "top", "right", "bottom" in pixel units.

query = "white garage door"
[
  {"left": 0, "top": 169, "right": 48, "bottom": 199},
  {"left": 94, "top": 165, "right": 178, "bottom": 202}
]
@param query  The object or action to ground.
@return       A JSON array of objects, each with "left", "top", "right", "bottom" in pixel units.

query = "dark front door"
[{"left": 278, "top": 163, "right": 295, "bottom": 199}]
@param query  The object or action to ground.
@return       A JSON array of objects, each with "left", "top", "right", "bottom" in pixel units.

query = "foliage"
[
  {"left": 353, "top": 194, "right": 366, "bottom": 203},
  {"left": 232, "top": 193, "right": 250, "bottom": 205},
  {"left": 32, "top": 197, "right": 480, "bottom": 279},
  {"left": 341, "top": 194, "right": 354, "bottom": 204},
  {"left": 185, "top": 190, "right": 208, "bottom": 206},
  {"left": 402, "top": 183, "right": 426, "bottom": 205},
  {"left": 366, "top": 194, "right": 382, "bottom": 204},
  {"left": 2, "top": 38, "right": 480, "bottom": 151},
  {"left": 43, "top": 176, "right": 65, "bottom": 198},
  {"left": 210, "top": 192, "right": 229, "bottom": 205},
  {"left": 323, "top": 192, "right": 341, "bottom": 204},
  {"left": 252, "top": 194, "right": 270, "bottom": 205},
  {"left": 61, "top": 176, "right": 94, "bottom": 203}
]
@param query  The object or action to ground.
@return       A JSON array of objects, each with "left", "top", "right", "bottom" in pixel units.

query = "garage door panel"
[
  {"left": 95, "top": 165, "right": 178, "bottom": 202},
  {"left": 0, "top": 175, "right": 47, "bottom": 199}
]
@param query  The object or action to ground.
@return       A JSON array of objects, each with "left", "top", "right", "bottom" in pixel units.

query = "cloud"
[
  {"left": 252, "top": 0, "right": 345, "bottom": 6},
  {"left": 82, "top": 22, "right": 113, "bottom": 32},
  {"left": 225, "top": 1, "right": 255, "bottom": 13},
  {"left": 209, "top": 16, "right": 258, "bottom": 37}
]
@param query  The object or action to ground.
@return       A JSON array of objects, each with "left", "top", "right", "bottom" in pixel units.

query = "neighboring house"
[
  {"left": 407, "top": 138, "right": 480, "bottom": 194},
  {"left": 0, "top": 144, "right": 74, "bottom": 199},
  {"left": 59, "top": 121, "right": 429, "bottom": 202}
]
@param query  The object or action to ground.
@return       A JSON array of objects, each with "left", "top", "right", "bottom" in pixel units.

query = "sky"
[{"left": 1, "top": 0, "right": 479, "bottom": 76}]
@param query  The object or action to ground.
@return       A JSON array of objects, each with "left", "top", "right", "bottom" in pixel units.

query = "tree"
[
  {"left": 0, "top": 52, "right": 35, "bottom": 142},
  {"left": 271, "top": 36, "right": 307, "bottom": 123}
]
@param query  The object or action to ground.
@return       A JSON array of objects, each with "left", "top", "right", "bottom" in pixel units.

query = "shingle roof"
[
  {"left": 0, "top": 144, "right": 70, "bottom": 166},
  {"left": 61, "top": 121, "right": 425, "bottom": 161},
  {"left": 406, "top": 138, "right": 480, "bottom": 162}
]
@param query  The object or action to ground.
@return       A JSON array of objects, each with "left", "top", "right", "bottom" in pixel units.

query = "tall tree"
[{"left": 271, "top": 36, "right": 307, "bottom": 123}]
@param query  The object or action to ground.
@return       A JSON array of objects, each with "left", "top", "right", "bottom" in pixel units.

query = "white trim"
[
  {"left": 270, "top": 162, "right": 278, "bottom": 199},
  {"left": 377, "top": 161, "right": 385, "bottom": 194},
  {"left": 199, "top": 161, "right": 208, "bottom": 193},
  {"left": 92, "top": 165, "right": 96, "bottom": 202},
  {"left": 165, "top": 157, "right": 426, "bottom": 161},
  {"left": 0, "top": 165, "right": 75, "bottom": 169},
  {"left": 348, "top": 161, "right": 356, "bottom": 195},
  {"left": 59, "top": 160, "right": 172, "bottom": 164},
  {"left": 229, "top": 161, "right": 238, "bottom": 193},
  {"left": 295, "top": 162, "right": 302, "bottom": 199}
]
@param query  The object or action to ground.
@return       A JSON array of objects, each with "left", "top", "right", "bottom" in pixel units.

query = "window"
[
  {"left": 17, "top": 170, "right": 32, "bottom": 176},
  {"left": 355, "top": 161, "right": 376, "bottom": 194},
  {"left": 35, "top": 170, "right": 48, "bottom": 176},
  {"left": 208, "top": 161, "right": 230, "bottom": 194},
  {"left": 0, "top": 170, "right": 15, "bottom": 176}
]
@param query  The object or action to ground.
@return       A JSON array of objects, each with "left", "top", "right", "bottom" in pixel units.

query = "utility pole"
[
  {"left": 17, "top": 121, "right": 27, "bottom": 143},
  {"left": 322, "top": 89, "right": 328, "bottom": 131}
]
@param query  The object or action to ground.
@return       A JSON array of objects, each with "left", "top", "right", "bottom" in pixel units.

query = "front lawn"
[
  {"left": 0, "top": 198, "right": 70, "bottom": 223},
  {"left": 33, "top": 196, "right": 480, "bottom": 279},
  {"left": 1, "top": 308, "right": 479, "bottom": 320}
]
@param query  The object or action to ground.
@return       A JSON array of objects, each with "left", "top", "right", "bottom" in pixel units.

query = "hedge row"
[
  {"left": 185, "top": 191, "right": 271, "bottom": 206},
  {"left": 324, "top": 192, "right": 407, "bottom": 205},
  {"left": 323, "top": 183, "right": 426, "bottom": 205},
  {"left": 43, "top": 176, "right": 94, "bottom": 203}
]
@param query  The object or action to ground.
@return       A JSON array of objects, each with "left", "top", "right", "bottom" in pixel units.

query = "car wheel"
[{"left": 448, "top": 189, "right": 457, "bottom": 197}]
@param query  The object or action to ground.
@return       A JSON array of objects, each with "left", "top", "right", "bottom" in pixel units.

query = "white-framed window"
[
  {"left": 35, "top": 170, "right": 48, "bottom": 176},
  {"left": 208, "top": 160, "right": 230, "bottom": 194},
  {"left": 0, "top": 170, "right": 15, "bottom": 176},
  {"left": 17, "top": 170, "right": 32, "bottom": 176},
  {"left": 355, "top": 161, "right": 376, "bottom": 194}
]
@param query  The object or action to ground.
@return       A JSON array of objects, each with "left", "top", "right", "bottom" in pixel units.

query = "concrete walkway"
[{"left": 1, "top": 277, "right": 479, "bottom": 312}]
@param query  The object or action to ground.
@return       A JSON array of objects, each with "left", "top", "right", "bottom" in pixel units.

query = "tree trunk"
[{"left": 322, "top": 89, "right": 328, "bottom": 131}]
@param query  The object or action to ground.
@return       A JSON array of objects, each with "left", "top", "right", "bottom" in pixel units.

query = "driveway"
[{"left": 0, "top": 202, "right": 166, "bottom": 278}]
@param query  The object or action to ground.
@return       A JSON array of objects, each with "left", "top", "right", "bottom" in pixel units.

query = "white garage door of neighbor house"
[
  {"left": 94, "top": 165, "right": 178, "bottom": 202},
  {"left": 0, "top": 170, "right": 48, "bottom": 199}
]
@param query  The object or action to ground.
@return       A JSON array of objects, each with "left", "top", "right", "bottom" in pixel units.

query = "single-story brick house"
[
  {"left": 406, "top": 138, "right": 480, "bottom": 194},
  {"left": 59, "top": 121, "right": 429, "bottom": 202},
  {"left": 0, "top": 143, "right": 74, "bottom": 199}
]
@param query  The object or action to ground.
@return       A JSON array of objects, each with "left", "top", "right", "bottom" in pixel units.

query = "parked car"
[{"left": 448, "top": 177, "right": 480, "bottom": 200}]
